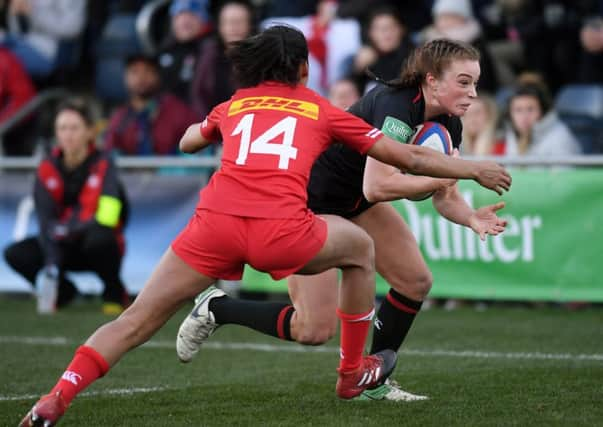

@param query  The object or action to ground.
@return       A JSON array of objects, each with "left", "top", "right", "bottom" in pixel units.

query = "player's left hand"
[{"left": 468, "top": 201, "right": 507, "bottom": 241}]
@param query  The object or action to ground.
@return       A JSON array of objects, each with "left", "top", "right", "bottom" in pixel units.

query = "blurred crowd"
[
  {"left": 2, "top": 0, "right": 600, "bottom": 313},
  {"left": 1, "top": 0, "right": 602, "bottom": 159}
]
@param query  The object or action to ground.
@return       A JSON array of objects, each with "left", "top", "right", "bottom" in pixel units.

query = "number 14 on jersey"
[{"left": 232, "top": 113, "right": 298, "bottom": 170}]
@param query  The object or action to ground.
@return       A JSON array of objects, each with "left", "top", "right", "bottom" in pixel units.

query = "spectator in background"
[
  {"left": 157, "top": 0, "right": 212, "bottom": 106},
  {"left": 352, "top": 6, "right": 415, "bottom": 93},
  {"left": 0, "top": 0, "right": 87, "bottom": 79},
  {"left": 259, "top": 0, "right": 317, "bottom": 19},
  {"left": 328, "top": 77, "right": 360, "bottom": 110},
  {"left": 0, "top": 46, "right": 36, "bottom": 156},
  {"left": 336, "top": 1, "right": 433, "bottom": 34},
  {"left": 461, "top": 93, "right": 500, "bottom": 155},
  {"left": 418, "top": 0, "right": 499, "bottom": 93},
  {"left": 578, "top": 14, "right": 603, "bottom": 83},
  {"left": 477, "top": 0, "right": 586, "bottom": 93},
  {"left": 192, "top": 0, "right": 255, "bottom": 118},
  {"left": 263, "top": 0, "right": 361, "bottom": 96},
  {"left": 104, "top": 54, "right": 197, "bottom": 155},
  {"left": 3, "top": 99, "right": 130, "bottom": 315},
  {"left": 497, "top": 82, "right": 581, "bottom": 156}
]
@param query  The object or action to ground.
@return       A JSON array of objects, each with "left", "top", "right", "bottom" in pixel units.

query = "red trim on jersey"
[
  {"left": 412, "top": 88, "right": 422, "bottom": 104},
  {"left": 386, "top": 292, "right": 419, "bottom": 314},
  {"left": 38, "top": 159, "right": 64, "bottom": 204},
  {"left": 78, "top": 158, "right": 108, "bottom": 221},
  {"left": 276, "top": 305, "right": 294, "bottom": 339}
]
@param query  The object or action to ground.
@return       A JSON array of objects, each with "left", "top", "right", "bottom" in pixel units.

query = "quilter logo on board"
[{"left": 396, "top": 192, "right": 543, "bottom": 263}]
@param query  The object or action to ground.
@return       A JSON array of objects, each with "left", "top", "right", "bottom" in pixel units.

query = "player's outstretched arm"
[
  {"left": 367, "top": 136, "right": 512, "bottom": 195},
  {"left": 363, "top": 156, "right": 455, "bottom": 202},
  {"left": 179, "top": 123, "right": 212, "bottom": 154},
  {"left": 432, "top": 185, "right": 508, "bottom": 240}
]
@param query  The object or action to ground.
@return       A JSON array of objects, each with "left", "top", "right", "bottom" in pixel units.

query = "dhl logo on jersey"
[{"left": 228, "top": 96, "right": 319, "bottom": 120}]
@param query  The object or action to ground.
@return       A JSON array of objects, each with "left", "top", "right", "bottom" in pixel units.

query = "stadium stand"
[
  {"left": 94, "top": 13, "right": 142, "bottom": 105},
  {"left": 555, "top": 84, "right": 603, "bottom": 153}
]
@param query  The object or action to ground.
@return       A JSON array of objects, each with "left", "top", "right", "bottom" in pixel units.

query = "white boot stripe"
[{"left": 357, "top": 372, "right": 369, "bottom": 386}]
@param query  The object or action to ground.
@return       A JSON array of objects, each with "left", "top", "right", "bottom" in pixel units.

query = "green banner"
[{"left": 243, "top": 168, "right": 603, "bottom": 302}]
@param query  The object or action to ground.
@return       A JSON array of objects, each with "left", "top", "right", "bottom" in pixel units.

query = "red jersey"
[{"left": 197, "top": 82, "right": 383, "bottom": 218}]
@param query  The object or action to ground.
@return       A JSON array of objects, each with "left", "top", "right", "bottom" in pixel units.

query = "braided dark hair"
[
  {"left": 376, "top": 38, "right": 480, "bottom": 89},
  {"left": 227, "top": 24, "right": 308, "bottom": 88}
]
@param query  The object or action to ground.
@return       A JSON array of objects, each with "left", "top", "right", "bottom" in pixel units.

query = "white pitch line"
[
  {"left": 1, "top": 335, "right": 602, "bottom": 362},
  {"left": 0, "top": 386, "right": 169, "bottom": 402}
]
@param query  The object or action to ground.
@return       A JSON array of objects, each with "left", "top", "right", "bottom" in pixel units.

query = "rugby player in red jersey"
[
  {"left": 20, "top": 26, "right": 510, "bottom": 426},
  {"left": 178, "top": 39, "right": 510, "bottom": 401}
]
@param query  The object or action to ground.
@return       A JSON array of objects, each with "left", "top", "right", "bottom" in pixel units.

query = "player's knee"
[
  {"left": 295, "top": 319, "right": 337, "bottom": 345},
  {"left": 413, "top": 271, "right": 433, "bottom": 299},
  {"left": 389, "top": 270, "right": 433, "bottom": 300},
  {"left": 352, "top": 231, "right": 375, "bottom": 270}
]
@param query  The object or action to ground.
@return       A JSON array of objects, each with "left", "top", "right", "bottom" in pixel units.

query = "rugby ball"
[{"left": 407, "top": 122, "right": 453, "bottom": 201}]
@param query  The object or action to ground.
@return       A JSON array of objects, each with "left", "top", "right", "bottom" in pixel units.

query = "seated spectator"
[
  {"left": 157, "top": 0, "right": 213, "bottom": 106},
  {"left": 104, "top": 54, "right": 197, "bottom": 155},
  {"left": 578, "top": 15, "right": 603, "bottom": 83},
  {"left": 1, "top": 0, "right": 87, "bottom": 79},
  {"left": 192, "top": 0, "right": 255, "bottom": 118},
  {"left": 3, "top": 99, "right": 130, "bottom": 314},
  {"left": 263, "top": 0, "right": 361, "bottom": 96},
  {"left": 0, "top": 46, "right": 36, "bottom": 156},
  {"left": 260, "top": 0, "right": 317, "bottom": 20},
  {"left": 352, "top": 5, "right": 415, "bottom": 93},
  {"left": 496, "top": 82, "right": 581, "bottom": 156},
  {"left": 328, "top": 77, "right": 360, "bottom": 110},
  {"left": 417, "top": 0, "right": 498, "bottom": 93},
  {"left": 461, "top": 93, "right": 500, "bottom": 155}
]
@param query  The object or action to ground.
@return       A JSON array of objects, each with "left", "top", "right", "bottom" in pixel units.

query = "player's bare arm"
[
  {"left": 367, "top": 136, "right": 512, "bottom": 194},
  {"left": 433, "top": 184, "right": 508, "bottom": 240},
  {"left": 363, "top": 156, "right": 455, "bottom": 203},
  {"left": 179, "top": 123, "right": 212, "bottom": 154}
]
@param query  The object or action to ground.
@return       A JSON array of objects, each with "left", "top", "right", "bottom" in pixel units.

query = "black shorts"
[
  {"left": 308, "top": 193, "right": 374, "bottom": 219},
  {"left": 307, "top": 162, "right": 375, "bottom": 219}
]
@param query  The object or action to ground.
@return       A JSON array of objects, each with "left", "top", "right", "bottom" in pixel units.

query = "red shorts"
[{"left": 171, "top": 209, "right": 327, "bottom": 280}]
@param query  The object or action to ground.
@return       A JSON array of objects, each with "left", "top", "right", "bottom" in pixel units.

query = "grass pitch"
[{"left": 0, "top": 296, "right": 602, "bottom": 426}]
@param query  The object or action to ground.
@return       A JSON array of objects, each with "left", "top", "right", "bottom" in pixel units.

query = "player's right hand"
[{"left": 474, "top": 161, "right": 512, "bottom": 195}]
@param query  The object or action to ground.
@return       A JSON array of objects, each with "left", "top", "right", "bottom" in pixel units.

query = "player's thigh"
[
  {"left": 288, "top": 270, "right": 338, "bottom": 330},
  {"left": 297, "top": 214, "right": 374, "bottom": 275},
  {"left": 119, "top": 247, "right": 216, "bottom": 338},
  {"left": 352, "top": 203, "right": 432, "bottom": 298}
]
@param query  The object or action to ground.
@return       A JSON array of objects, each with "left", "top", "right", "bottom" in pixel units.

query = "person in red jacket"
[
  {"left": 103, "top": 54, "right": 198, "bottom": 155},
  {"left": 4, "top": 99, "right": 129, "bottom": 314},
  {"left": 0, "top": 46, "right": 36, "bottom": 155}
]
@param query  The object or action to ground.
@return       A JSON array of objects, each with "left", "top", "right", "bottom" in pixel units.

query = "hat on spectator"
[
  {"left": 432, "top": 0, "right": 473, "bottom": 19},
  {"left": 169, "top": 0, "right": 209, "bottom": 22}
]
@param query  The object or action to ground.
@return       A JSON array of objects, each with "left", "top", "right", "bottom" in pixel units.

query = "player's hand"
[
  {"left": 474, "top": 161, "right": 512, "bottom": 195},
  {"left": 468, "top": 201, "right": 508, "bottom": 240}
]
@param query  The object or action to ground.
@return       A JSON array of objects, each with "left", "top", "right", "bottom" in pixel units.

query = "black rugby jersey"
[{"left": 307, "top": 84, "right": 462, "bottom": 218}]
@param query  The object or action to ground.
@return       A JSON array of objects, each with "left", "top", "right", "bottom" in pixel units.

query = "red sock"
[
  {"left": 50, "top": 345, "right": 110, "bottom": 405},
  {"left": 336, "top": 307, "right": 374, "bottom": 372}
]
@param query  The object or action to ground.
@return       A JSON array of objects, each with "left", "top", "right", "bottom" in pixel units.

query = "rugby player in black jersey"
[{"left": 177, "top": 39, "right": 509, "bottom": 401}]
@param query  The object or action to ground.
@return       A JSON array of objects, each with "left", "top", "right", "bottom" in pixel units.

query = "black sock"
[
  {"left": 370, "top": 289, "right": 422, "bottom": 354},
  {"left": 210, "top": 297, "right": 295, "bottom": 341}
]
